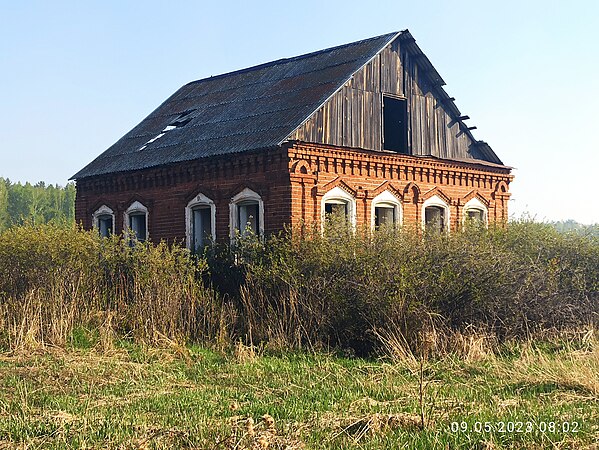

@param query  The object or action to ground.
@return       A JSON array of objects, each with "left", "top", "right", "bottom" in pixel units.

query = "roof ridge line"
[
  {"left": 276, "top": 30, "right": 403, "bottom": 145},
  {"left": 184, "top": 31, "right": 401, "bottom": 87}
]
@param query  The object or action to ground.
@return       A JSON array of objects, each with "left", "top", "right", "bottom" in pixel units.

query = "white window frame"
[
  {"left": 463, "top": 197, "right": 488, "bottom": 227},
  {"left": 371, "top": 190, "right": 402, "bottom": 229},
  {"left": 422, "top": 195, "right": 450, "bottom": 232},
  {"left": 321, "top": 186, "right": 357, "bottom": 229},
  {"left": 229, "top": 188, "right": 264, "bottom": 241},
  {"left": 92, "top": 205, "right": 115, "bottom": 236},
  {"left": 185, "top": 192, "right": 216, "bottom": 250},
  {"left": 124, "top": 201, "right": 149, "bottom": 241}
]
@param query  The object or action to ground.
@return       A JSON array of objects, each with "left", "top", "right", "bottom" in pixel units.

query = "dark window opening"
[
  {"left": 466, "top": 208, "right": 484, "bottom": 223},
  {"left": 324, "top": 201, "right": 348, "bottom": 220},
  {"left": 425, "top": 206, "right": 445, "bottom": 233},
  {"left": 238, "top": 201, "right": 259, "bottom": 236},
  {"left": 129, "top": 213, "right": 147, "bottom": 242},
  {"left": 375, "top": 206, "right": 396, "bottom": 228},
  {"left": 192, "top": 206, "right": 212, "bottom": 252},
  {"left": 383, "top": 96, "right": 408, "bottom": 154},
  {"left": 97, "top": 215, "right": 113, "bottom": 237}
]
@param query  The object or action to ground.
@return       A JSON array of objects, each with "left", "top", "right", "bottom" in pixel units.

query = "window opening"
[
  {"left": 383, "top": 96, "right": 408, "bottom": 154},
  {"left": 463, "top": 198, "right": 488, "bottom": 227},
  {"left": 92, "top": 205, "right": 115, "bottom": 237},
  {"left": 190, "top": 206, "right": 212, "bottom": 252},
  {"left": 186, "top": 193, "right": 216, "bottom": 252},
  {"left": 321, "top": 187, "right": 356, "bottom": 230},
  {"left": 371, "top": 190, "right": 402, "bottom": 230},
  {"left": 97, "top": 215, "right": 113, "bottom": 237},
  {"left": 238, "top": 201, "right": 259, "bottom": 236},
  {"left": 425, "top": 206, "right": 445, "bottom": 233},
  {"left": 230, "top": 188, "right": 264, "bottom": 242},
  {"left": 466, "top": 208, "right": 484, "bottom": 222},
  {"left": 129, "top": 213, "right": 147, "bottom": 242}
]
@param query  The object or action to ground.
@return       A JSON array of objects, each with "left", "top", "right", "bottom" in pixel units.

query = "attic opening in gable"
[
  {"left": 138, "top": 109, "right": 196, "bottom": 151},
  {"left": 383, "top": 95, "right": 409, "bottom": 154}
]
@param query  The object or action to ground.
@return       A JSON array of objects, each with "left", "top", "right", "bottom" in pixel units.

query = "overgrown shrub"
[
  {"left": 228, "top": 220, "right": 599, "bottom": 355},
  {"left": 0, "top": 220, "right": 597, "bottom": 356},
  {"left": 0, "top": 224, "right": 233, "bottom": 351}
]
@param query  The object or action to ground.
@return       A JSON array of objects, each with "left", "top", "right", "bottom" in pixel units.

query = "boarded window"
[
  {"left": 375, "top": 205, "right": 396, "bottom": 228},
  {"left": 191, "top": 206, "right": 212, "bottom": 252},
  {"left": 383, "top": 96, "right": 408, "bottom": 154},
  {"left": 466, "top": 208, "right": 485, "bottom": 223},
  {"left": 324, "top": 201, "right": 349, "bottom": 221}
]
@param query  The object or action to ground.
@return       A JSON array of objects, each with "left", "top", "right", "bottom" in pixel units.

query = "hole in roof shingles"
[
  {"left": 136, "top": 110, "right": 196, "bottom": 151},
  {"left": 170, "top": 109, "right": 196, "bottom": 127}
]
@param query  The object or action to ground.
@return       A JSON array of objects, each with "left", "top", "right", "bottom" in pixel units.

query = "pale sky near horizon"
[{"left": 1, "top": 0, "right": 598, "bottom": 224}]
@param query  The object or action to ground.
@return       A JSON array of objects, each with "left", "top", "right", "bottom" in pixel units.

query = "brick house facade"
[{"left": 73, "top": 31, "right": 512, "bottom": 248}]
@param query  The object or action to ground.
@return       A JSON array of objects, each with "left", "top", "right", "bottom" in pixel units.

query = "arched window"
[
  {"left": 229, "top": 188, "right": 264, "bottom": 240},
  {"left": 371, "top": 190, "right": 402, "bottom": 229},
  {"left": 463, "top": 198, "right": 488, "bottom": 226},
  {"left": 186, "top": 192, "right": 216, "bottom": 252},
  {"left": 321, "top": 186, "right": 356, "bottom": 227},
  {"left": 422, "top": 195, "right": 450, "bottom": 233},
  {"left": 92, "top": 205, "right": 115, "bottom": 237},
  {"left": 124, "top": 201, "right": 148, "bottom": 242}
]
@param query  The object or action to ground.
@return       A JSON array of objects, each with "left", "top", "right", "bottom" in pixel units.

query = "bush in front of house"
[
  {"left": 230, "top": 220, "right": 599, "bottom": 355},
  {"left": 0, "top": 220, "right": 597, "bottom": 355},
  {"left": 0, "top": 223, "right": 231, "bottom": 351}
]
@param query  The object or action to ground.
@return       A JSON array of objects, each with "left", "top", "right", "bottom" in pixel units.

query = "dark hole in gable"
[{"left": 383, "top": 96, "right": 409, "bottom": 154}]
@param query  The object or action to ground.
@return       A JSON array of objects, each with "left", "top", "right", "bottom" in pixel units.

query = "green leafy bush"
[
  {"left": 229, "top": 220, "right": 599, "bottom": 355},
  {"left": 1, "top": 220, "right": 597, "bottom": 356},
  {"left": 0, "top": 224, "right": 232, "bottom": 351}
]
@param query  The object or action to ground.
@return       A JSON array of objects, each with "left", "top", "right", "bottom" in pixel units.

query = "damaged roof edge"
[{"left": 69, "top": 84, "right": 196, "bottom": 180}]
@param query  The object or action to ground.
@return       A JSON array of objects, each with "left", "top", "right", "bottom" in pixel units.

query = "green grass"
[{"left": 0, "top": 342, "right": 597, "bottom": 449}]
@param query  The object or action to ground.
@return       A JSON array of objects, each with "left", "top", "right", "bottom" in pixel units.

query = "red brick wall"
[
  {"left": 286, "top": 142, "right": 513, "bottom": 232},
  {"left": 75, "top": 143, "right": 513, "bottom": 243},
  {"left": 75, "top": 147, "right": 292, "bottom": 244}
]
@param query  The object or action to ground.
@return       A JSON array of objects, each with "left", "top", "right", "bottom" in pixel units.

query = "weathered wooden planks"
[{"left": 288, "top": 36, "right": 477, "bottom": 161}]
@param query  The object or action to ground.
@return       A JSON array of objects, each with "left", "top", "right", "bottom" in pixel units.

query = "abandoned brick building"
[{"left": 73, "top": 30, "right": 513, "bottom": 250}]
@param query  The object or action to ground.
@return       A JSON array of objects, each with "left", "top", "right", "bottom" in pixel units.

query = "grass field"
[{"left": 1, "top": 335, "right": 597, "bottom": 449}]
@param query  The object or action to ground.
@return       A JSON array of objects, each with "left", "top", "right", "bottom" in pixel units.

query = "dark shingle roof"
[{"left": 72, "top": 32, "right": 400, "bottom": 179}]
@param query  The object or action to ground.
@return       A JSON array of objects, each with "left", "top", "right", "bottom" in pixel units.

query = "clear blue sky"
[{"left": 1, "top": 0, "right": 598, "bottom": 224}]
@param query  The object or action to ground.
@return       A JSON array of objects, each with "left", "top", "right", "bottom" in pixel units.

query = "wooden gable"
[{"left": 286, "top": 34, "right": 491, "bottom": 163}]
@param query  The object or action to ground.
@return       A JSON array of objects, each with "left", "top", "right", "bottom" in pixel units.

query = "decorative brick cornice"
[{"left": 286, "top": 141, "right": 513, "bottom": 191}]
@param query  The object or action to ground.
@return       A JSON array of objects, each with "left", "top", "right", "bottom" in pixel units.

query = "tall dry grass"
[
  {"left": 0, "top": 224, "right": 234, "bottom": 352},
  {"left": 1, "top": 220, "right": 597, "bottom": 357},
  {"left": 221, "top": 219, "right": 599, "bottom": 356}
]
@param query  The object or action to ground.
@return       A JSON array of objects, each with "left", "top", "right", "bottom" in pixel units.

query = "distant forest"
[{"left": 0, "top": 178, "right": 75, "bottom": 232}]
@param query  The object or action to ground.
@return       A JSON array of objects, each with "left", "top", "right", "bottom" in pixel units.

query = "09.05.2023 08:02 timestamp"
[{"left": 449, "top": 420, "right": 580, "bottom": 434}]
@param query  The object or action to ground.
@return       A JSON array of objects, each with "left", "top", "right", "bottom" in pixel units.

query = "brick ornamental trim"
[{"left": 75, "top": 142, "right": 512, "bottom": 243}]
